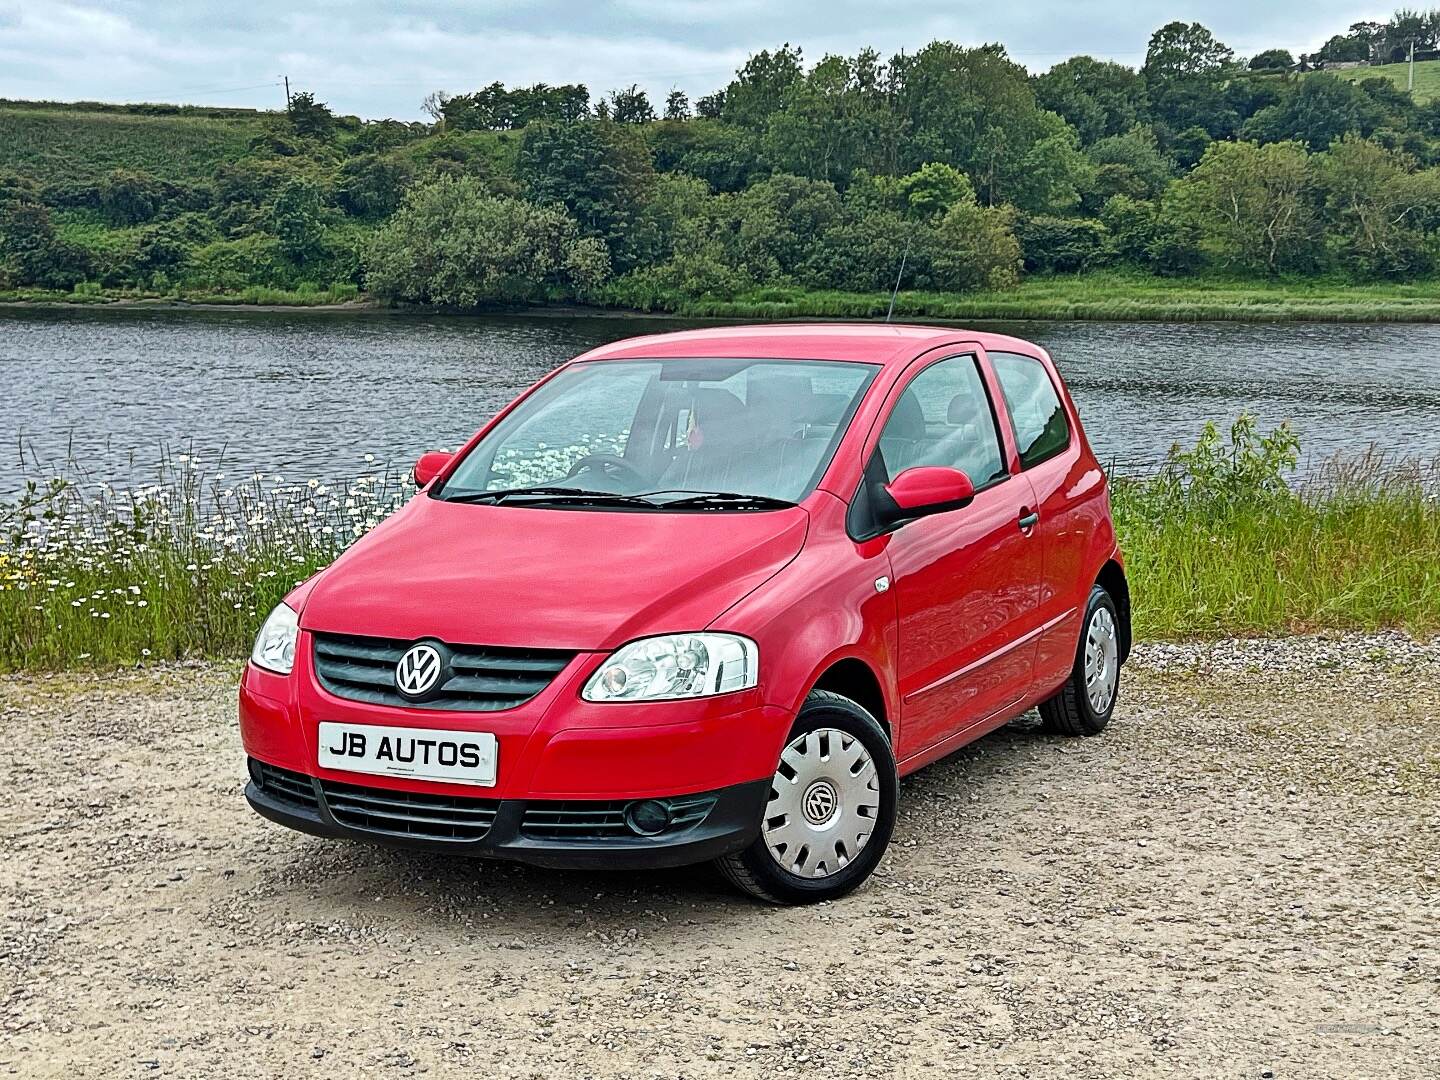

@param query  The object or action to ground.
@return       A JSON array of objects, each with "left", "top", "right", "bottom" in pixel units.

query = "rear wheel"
[
  {"left": 716, "top": 689, "right": 897, "bottom": 904},
  {"left": 1039, "top": 584, "right": 1122, "bottom": 736}
]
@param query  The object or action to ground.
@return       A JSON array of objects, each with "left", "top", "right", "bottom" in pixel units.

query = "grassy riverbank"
[
  {"left": 671, "top": 272, "right": 1440, "bottom": 323},
  {"left": 5, "top": 272, "right": 1439, "bottom": 322},
  {"left": 1, "top": 419, "right": 1437, "bottom": 670},
  {"left": 0, "top": 283, "right": 362, "bottom": 308}
]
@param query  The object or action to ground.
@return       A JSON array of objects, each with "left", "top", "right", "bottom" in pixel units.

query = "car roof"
[{"left": 571, "top": 323, "right": 1046, "bottom": 369}]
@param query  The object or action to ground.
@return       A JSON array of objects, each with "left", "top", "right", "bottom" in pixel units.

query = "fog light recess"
[{"left": 624, "top": 799, "right": 673, "bottom": 836}]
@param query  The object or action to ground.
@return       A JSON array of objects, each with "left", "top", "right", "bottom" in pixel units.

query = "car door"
[
  {"left": 863, "top": 351, "right": 1045, "bottom": 763},
  {"left": 989, "top": 350, "right": 1101, "bottom": 691}
]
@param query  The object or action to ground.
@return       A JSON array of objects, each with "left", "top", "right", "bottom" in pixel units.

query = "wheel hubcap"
[
  {"left": 1084, "top": 606, "right": 1119, "bottom": 714},
  {"left": 763, "top": 728, "right": 880, "bottom": 879}
]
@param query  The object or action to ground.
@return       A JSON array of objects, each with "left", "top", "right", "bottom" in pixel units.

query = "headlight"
[
  {"left": 582, "top": 633, "right": 758, "bottom": 702},
  {"left": 250, "top": 601, "right": 299, "bottom": 675}
]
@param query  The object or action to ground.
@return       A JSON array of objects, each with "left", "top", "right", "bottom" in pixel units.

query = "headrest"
[
  {"left": 885, "top": 391, "right": 927, "bottom": 441},
  {"left": 947, "top": 393, "right": 983, "bottom": 426},
  {"left": 690, "top": 388, "right": 748, "bottom": 443}
]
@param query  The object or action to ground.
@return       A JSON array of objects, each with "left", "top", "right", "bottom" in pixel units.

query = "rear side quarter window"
[{"left": 990, "top": 352, "right": 1070, "bottom": 469}]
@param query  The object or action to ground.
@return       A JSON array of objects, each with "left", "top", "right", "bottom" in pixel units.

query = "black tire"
[
  {"left": 715, "top": 689, "right": 898, "bottom": 905},
  {"left": 1039, "top": 584, "right": 1122, "bottom": 737}
]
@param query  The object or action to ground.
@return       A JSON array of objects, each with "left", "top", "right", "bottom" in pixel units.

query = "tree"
[
  {"left": 1143, "top": 22, "right": 1235, "bottom": 80},
  {"left": 365, "top": 175, "right": 609, "bottom": 305},
  {"left": 516, "top": 120, "right": 655, "bottom": 269},
  {"left": 647, "top": 118, "right": 762, "bottom": 193},
  {"left": 270, "top": 178, "right": 328, "bottom": 264},
  {"left": 897, "top": 162, "right": 975, "bottom": 218},
  {"left": 421, "top": 91, "right": 450, "bottom": 124},
  {"left": 664, "top": 90, "right": 690, "bottom": 121},
  {"left": 1015, "top": 215, "right": 1110, "bottom": 273},
  {"left": 1316, "top": 33, "right": 1370, "bottom": 64},
  {"left": 1316, "top": 135, "right": 1440, "bottom": 277},
  {"left": 1099, "top": 194, "right": 1159, "bottom": 264},
  {"left": 337, "top": 153, "right": 415, "bottom": 217},
  {"left": 722, "top": 45, "right": 805, "bottom": 128},
  {"left": 442, "top": 83, "right": 589, "bottom": 130},
  {"left": 287, "top": 91, "right": 335, "bottom": 139},
  {"left": 931, "top": 198, "right": 1022, "bottom": 290},
  {"left": 98, "top": 169, "right": 166, "bottom": 226},
  {"left": 1009, "top": 110, "right": 1089, "bottom": 214},
  {"left": 1142, "top": 22, "right": 1238, "bottom": 138},
  {"left": 0, "top": 201, "right": 91, "bottom": 288},
  {"left": 1248, "top": 49, "right": 1294, "bottom": 71},
  {"left": 1084, "top": 127, "right": 1173, "bottom": 208},
  {"left": 607, "top": 85, "right": 656, "bottom": 124},
  {"left": 1242, "top": 75, "right": 1386, "bottom": 151},
  {"left": 1034, "top": 57, "right": 1147, "bottom": 145},
  {"left": 893, "top": 42, "right": 1082, "bottom": 209},
  {"left": 761, "top": 49, "right": 902, "bottom": 184},
  {"left": 1172, "top": 140, "right": 1320, "bottom": 274},
  {"left": 695, "top": 90, "right": 725, "bottom": 119}
]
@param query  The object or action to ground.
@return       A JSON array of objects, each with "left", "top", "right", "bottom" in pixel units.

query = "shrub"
[
  {"left": 365, "top": 174, "right": 611, "bottom": 305},
  {"left": 1015, "top": 215, "right": 1111, "bottom": 273}
]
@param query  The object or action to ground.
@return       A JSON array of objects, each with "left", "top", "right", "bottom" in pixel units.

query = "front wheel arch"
[{"left": 809, "top": 657, "right": 891, "bottom": 743}]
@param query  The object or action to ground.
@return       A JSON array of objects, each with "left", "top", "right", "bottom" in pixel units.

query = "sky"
[{"left": 0, "top": 1, "right": 1402, "bottom": 121}]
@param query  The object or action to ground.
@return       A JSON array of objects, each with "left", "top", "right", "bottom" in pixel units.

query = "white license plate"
[{"left": 317, "top": 722, "right": 497, "bottom": 787}]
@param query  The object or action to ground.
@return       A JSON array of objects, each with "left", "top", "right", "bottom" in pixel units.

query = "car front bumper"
[
  {"left": 239, "top": 638, "right": 793, "bottom": 868},
  {"left": 244, "top": 757, "right": 770, "bottom": 869}
]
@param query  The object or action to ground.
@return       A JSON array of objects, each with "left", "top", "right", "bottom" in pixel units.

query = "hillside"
[
  {"left": 1319, "top": 58, "right": 1440, "bottom": 104},
  {"left": 0, "top": 106, "right": 264, "bottom": 185}
]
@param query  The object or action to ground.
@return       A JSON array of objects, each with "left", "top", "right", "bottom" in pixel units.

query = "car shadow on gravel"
[{"left": 237, "top": 710, "right": 1064, "bottom": 929}]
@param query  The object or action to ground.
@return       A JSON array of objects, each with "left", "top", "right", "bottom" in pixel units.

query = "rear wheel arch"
[
  {"left": 809, "top": 657, "right": 890, "bottom": 742},
  {"left": 1095, "top": 559, "right": 1131, "bottom": 663}
]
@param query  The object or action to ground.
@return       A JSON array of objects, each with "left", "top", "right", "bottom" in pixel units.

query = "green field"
[
  {"left": 1321, "top": 57, "right": 1440, "bottom": 104},
  {"left": 0, "top": 106, "right": 262, "bottom": 185}
]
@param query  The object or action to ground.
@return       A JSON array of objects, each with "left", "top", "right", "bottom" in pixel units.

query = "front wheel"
[
  {"left": 715, "top": 689, "right": 898, "bottom": 904},
  {"left": 1039, "top": 584, "right": 1122, "bottom": 736}
]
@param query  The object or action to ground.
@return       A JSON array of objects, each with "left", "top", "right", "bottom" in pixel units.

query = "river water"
[{"left": 5, "top": 306, "right": 1439, "bottom": 494}]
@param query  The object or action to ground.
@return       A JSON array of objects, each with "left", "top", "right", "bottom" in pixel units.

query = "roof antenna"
[{"left": 885, "top": 236, "right": 911, "bottom": 323}]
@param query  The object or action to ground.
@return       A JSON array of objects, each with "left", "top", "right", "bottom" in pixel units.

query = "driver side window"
[
  {"left": 876, "top": 355, "right": 1007, "bottom": 488},
  {"left": 480, "top": 365, "right": 653, "bottom": 490}
]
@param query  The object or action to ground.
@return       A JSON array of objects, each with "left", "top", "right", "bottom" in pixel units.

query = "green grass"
[
  {"left": 0, "top": 107, "right": 261, "bottom": 185},
  {"left": 1116, "top": 462, "right": 1440, "bottom": 639},
  {"left": 1318, "top": 58, "right": 1440, "bottom": 104},
  {"left": 664, "top": 271, "right": 1440, "bottom": 323},
  {"left": 11, "top": 269, "right": 1440, "bottom": 321},
  {"left": 0, "top": 459, "right": 410, "bottom": 671},
  {"left": 2, "top": 419, "right": 1437, "bottom": 671},
  {"left": 0, "top": 283, "right": 361, "bottom": 307}
]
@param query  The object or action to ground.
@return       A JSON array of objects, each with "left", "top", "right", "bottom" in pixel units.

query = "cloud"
[{"left": 0, "top": 0, "right": 1397, "bottom": 119}]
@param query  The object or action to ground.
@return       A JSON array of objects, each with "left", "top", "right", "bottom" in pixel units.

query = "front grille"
[
  {"left": 253, "top": 760, "right": 321, "bottom": 810},
  {"left": 312, "top": 632, "right": 575, "bottom": 711},
  {"left": 319, "top": 778, "right": 499, "bottom": 842},
  {"left": 521, "top": 793, "right": 718, "bottom": 840}
]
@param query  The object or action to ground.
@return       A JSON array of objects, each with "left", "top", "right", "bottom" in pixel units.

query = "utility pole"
[
  {"left": 1409, "top": 40, "right": 1416, "bottom": 93},
  {"left": 283, "top": 75, "right": 291, "bottom": 109}
]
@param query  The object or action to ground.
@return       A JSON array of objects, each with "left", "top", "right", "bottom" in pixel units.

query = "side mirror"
[
  {"left": 413, "top": 451, "right": 453, "bottom": 488},
  {"left": 881, "top": 466, "right": 975, "bottom": 524}
]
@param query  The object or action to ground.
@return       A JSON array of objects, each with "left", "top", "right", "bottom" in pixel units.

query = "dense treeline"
[{"left": 5, "top": 14, "right": 1440, "bottom": 308}]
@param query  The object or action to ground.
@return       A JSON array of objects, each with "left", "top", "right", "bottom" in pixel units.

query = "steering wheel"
[{"left": 564, "top": 453, "right": 647, "bottom": 487}]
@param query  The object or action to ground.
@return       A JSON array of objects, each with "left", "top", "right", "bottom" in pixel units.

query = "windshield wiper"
[
  {"left": 443, "top": 486, "right": 660, "bottom": 508},
  {"left": 645, "top": 491, "right": 797, "bottom": 511}
]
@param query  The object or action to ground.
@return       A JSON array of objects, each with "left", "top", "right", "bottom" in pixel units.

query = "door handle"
[{"left": 1017, "top": 509, "right": 1039, "bottom": 531}]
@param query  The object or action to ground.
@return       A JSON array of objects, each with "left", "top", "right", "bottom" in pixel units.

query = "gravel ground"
[{"left": 2, "top": 635, "right": 1437, "bottom": 1078}]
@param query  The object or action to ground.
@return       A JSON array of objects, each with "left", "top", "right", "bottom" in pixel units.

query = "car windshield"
[{"left": 439, "top": 357, "right": 879, "bottom": 508}]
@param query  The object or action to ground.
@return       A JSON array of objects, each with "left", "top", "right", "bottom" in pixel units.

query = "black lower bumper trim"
[{"left": 244, "top": 759, "right": 769, "bottom": 870}]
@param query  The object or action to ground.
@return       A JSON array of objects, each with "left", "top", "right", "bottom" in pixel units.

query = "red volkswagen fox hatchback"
[{"left": 241, "top": 325, "right": 1129, "bottom": 904}]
